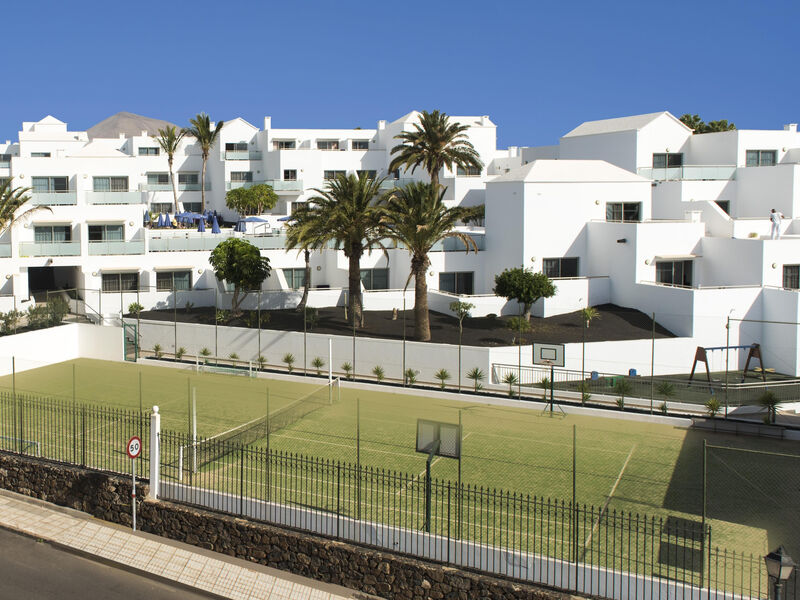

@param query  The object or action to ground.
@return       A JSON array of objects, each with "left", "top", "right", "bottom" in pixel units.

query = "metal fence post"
[{"left": 148, "top": 406, "right": 161, "bottom": 499}]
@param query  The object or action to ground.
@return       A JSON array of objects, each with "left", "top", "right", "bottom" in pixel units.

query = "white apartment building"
[{"left": 2, "top": 110, "right": 800, "bottom": 374}]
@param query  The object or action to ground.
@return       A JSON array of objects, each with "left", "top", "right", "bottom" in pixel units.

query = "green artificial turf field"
[{"left": 1, "top": 357, "right": 798, "bottom": 560}]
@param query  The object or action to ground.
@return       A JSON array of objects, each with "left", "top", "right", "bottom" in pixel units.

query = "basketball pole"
[
  {"left": 650, "top": 312, "right": 655, "bottom": 415},
  {"left": 356, "top": 397, "right": 361, "bottom": 521},
  {"left": 191, "top": 388, "right": 197, "bottom": 473},
  {"left": 724, "top": 316, "right": 730, "bottom": 419}
]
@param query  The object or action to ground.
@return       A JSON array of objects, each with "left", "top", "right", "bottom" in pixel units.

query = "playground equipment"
[{"left": 688, "top": 343, "right": 766, "bottom": 385}]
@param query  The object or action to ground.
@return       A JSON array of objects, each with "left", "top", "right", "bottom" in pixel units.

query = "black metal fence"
[{"left": 158, "top": 429, "right": 793, "bottom": 600}]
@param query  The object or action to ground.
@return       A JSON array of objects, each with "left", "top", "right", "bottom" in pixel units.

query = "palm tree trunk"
[
  {"left": 348, "top": 249, "right": 364, "bottom": 328},
  {"left": 297, "top": 249, "right": 311, "bottom": 311},
  {"left": 430, "top": 169, "right": 439, "bottom": 191},
  {"left": 169, "top": 155, "right": 180, "bottom": 214},
  {"left": 412, "top": 254, "right": 431, "bottom": 341},
  {"left": 200, "top": 154, "right": 207, "bottom": 213}
]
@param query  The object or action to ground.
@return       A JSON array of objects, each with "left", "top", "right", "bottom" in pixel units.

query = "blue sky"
[{"left": 2, "top": 0, "right": 797, "bottom": 148}]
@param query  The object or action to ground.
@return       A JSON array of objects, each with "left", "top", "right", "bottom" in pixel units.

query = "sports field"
[{"left": 1, "top": 357, "right": 798, "bottom": 559}]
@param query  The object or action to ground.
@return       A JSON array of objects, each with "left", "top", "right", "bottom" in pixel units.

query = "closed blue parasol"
[
  {"left": 211, "top": 214, "right": 221, "bottom": 234},
  {"left": 234, "top": 220, "right": 246, "bottom": 232},
  {"left": 197, "top": 219, "right": 206, "bottom": 232}
]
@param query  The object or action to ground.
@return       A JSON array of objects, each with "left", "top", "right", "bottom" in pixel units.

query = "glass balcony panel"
[
  {"left": 30, "top": 191, "right": 77, "bottom": 205},
  {"left": 19, "top": 241, "right": 81, "bottom": 256},
  {"left": 224, "top": 151, "right": 262, "bottom": 160},
  {"left": 88, "top": 240, "right": 145, "bottom": 255},
  {"left": 86, "top": 191, "right": 143, "bottom": 205},
  {"left": 0, "top": 244, "right": 10, "bottom": 258}
]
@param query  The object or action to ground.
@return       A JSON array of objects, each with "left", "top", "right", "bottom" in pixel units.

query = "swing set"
[{"left": 688, "top": 343, "right": 767, "bottom": 385}]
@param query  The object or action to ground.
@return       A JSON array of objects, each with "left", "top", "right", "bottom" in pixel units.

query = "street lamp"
[{"left": 765, "top": 546, "right": 795, "bottom": 600}]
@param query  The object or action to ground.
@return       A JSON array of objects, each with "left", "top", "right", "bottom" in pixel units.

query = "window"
[
  {"left": 102, "top": 272, "right": 139, "bottom": 292},
  {"left": 317, "top": 140, "right": 339, "bottom": 150},
  {"left": 225, "top": 142, "right": 248, "bottom": 151},
  {"left": 230, "top": 171, "right": 253, "bottom": 182},
  {"left": 31, "top": 176, "right": 68, "bottom": 192},
  {"left": 183, "top": 202, "right": 201, "bottom": 213},
  {"left": 715, "top": 200, "right": 730, "bottom": 215},
  {"left": 456, "top": 166, "right": 481, "bottom": 176},
  {"left": 178, "top": 172, "right": 199, "bottom": 185},
  {"left": 150, "top": 202, "right": 172, "bottom": 213},
  {"left": 360, "top": 268, "right": 389, "bottom": 290},
  {"left": 88, "top": 224, "right": 123, "bottom": 241},
  {"left": 746, "top": 150, "right": 777, "bottom": 167},
  {"left": 138, "top": 147, "right": 159, "bottom": 156},
  {"left": 92, "top": 176, "right": 129, "bottom": 192},
  {"left": 31, "top": 152, "right": 51, "bottom": 158},
  {"left": 324, "top": 170, "right": 346, "bottom": 180},
  {"left": 0, "top": 153, "right": 10, "bottom": 162},
  {"left": 283, "top": 169, "right": 297, "bottom": 181},
  {"left": 356, "top": 170, "right": 376, "bottom": 179},
  {"left": 273, "top": 140, "right": 295, "bottom": 150},
  {"left": 34, "top": 225, "right": 71, "bottom": 242},
  {"left": 283, "top": 268, "right": 306, "bottom": 290},
  {"left": 439, "top": 271, "right": 474, "bottom": 295},
  {"left": 147, "top": 172, "right": 169, "bottom": 185},
  {"left": 606, "top": 202, "right": 641, "bottom": 222},
  {"left": 0, "top": 177, "right": 9, "bottom": 187},
  {"left": 291, "top": 201, "right": 304, "bottom": 213},
  {"left": 351, "top": 140, "right": 369, "bottom": 150},
  {"left": 783, "top": 265, "right": 800, "bottom": 290},
  {"left": 652, "top": 153, "right": 683, "bottom": 168},
  {"left": 542, "top": 257, "right": 579, "bottom": 278},
  {"left": 156, "top": 270, "right": 191, "bottom": 291},
  {"left": 656, "top": 260, "right": 693, "bottom": 287}
]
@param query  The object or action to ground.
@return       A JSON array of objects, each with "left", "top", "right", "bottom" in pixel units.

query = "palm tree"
[
  {"left": 300, "top": 174, "right": 388, "bottom": 327},
  {"left": 183, "top": 113, "right": 224, "bottom": 213},
  {"left": 382, "top": 182, "right": 477, "bottom": 341},
  {"left": 155, "top": 126, "right": 186, "bottom": 214},
  {"left": 388, "top": 110, "right": 483, "bottom": 190},
  {"left": 285, "top": 205, "right": 327, "bottom": 312},
  {"left": 758, "top": 390, "right": 780, "bottom": 424},
  {"left": 0, "top": 179, "right": 49, "bottom": 233}
]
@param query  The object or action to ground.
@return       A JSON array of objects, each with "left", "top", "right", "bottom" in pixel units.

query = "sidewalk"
[{"left": 0, "top": 489, "right": 375, "bottom": 600}]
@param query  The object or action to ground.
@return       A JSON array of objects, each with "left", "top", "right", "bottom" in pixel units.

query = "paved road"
[{"left": 0, "top": 528, "right": 213, "bottom": 600}]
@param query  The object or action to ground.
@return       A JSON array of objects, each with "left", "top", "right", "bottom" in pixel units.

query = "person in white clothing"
[{"left": 770, "top": 208, "right": 784, "bottom": 239}]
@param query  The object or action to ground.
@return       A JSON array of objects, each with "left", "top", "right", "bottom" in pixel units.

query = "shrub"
[
  {"left": 502, "top": 372, "right": 519, "bottom": 397},
  {"left": 372, "top": 365, "right": 385, "bottom": 382},
  {"left": 304, "top": 306, "right": 319, "bottom": 329},
  {"left": 26, "top": 305, "right": 50, "bottom": 329},
  {"left": 577, "top": 381, "right": 591, "bottom": 405},
  {"left": 200, "top": 347, "right": 211, "bottom": 364},
  {"left": 657, "top": 381, "right": 676, "bottom": 401},
  {"left": 758, "top": 390, "right": 779, "bottom": 424},
  {"left": 282, "top": 353, "right": 296, "bottom": 373},
  {"left": 311, "top": 356, "right": 324, "bottom": 375},
  {"left": 176, "top": 347, "right": 186, "bottom": 360},
  {"left": 539, "top": 376, "right": 550, "bottom": 400},
  {"left": 616, "top": 397, "right": 625, "bottom": 410},
  {"left": 48, "top": 297, "right": 70, "bottom": 326},
  {"left": 184, "top": 301, "right": 194, "bottom": 312},
  {"left": 404, "top": 368, "right": 418, "bottom": 386},
  {"left": 341, "top": 362, "right": 353, "bottom": 380},
  {"left": 466, "top": 367, "right": 485, "bottom": 392},
  {"left": 705, "top": 397, "right": 721, "bottom": 418},
  {"left": 256, "top": 355, "right": 266, "bottom": 370},
  {"left": 614, "top": 378, "right": 633, "bottom": 406},
  {"left": 506, "top": 316, "right": 532, "bottom": 333},
  {"left": 434, "top": 368, "right": 451, "bottom": 390},
  {"left": 229, "top": 352, "right": 239, "bottom": 363},
  {"left": 153, "top": 343, "right": 163, "bottom": 359},
  {"left": 659, "top": 402, "right": 668, "bottom": 415},
  {"left": 128, "top": 302, "right": 144, "bottom": 316},
  {"left": 0, "top": 310, "right": 22, "bottom": 334},
  {"left": 215, "top": 309, "right": 229, "bottom": 324}
]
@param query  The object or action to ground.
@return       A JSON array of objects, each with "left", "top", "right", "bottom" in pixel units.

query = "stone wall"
[{"left": 0, "top": 452, "right": 575, "bottom": 600}]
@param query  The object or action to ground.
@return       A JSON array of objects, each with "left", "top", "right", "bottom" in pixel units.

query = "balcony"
[
  {"left": 19, "top": 241, "right": 80, "bottom": 257},
  {"left": 30, "top": 191, "right": 77, "bottom": 206},
  {"left": 430, "top": 233, "right": 485, "bottom": 252},
  {"left": 88, "top": 240, "right": 145, "bottom": 255},
  {"left": 0, "top": 244, "right": 10, "bottom": 258},
  {"left": 86, "top": 191, "right": 144, "bottom": 205},
  {"left": 637, "top": 165, "right": 737, "bottom": 181},
  {"left": 224, "top": 150, "right": 262, "bottom": 161},
  {"left": 379, "top": 178, "right": 415, "bottom": 190},
  {"left": 139, "top": 182, "right": 209, "bottom": 192},
  {"left": 0, "top": 161, "right": 10, "bottom": 169},
  {"left": 226, "top": 179, "right": 303, "bottom": 193},
  {"left": 148, "top": 232, "right": 288, "bottom": 252}
]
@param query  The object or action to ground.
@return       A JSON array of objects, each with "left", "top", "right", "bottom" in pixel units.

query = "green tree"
[
  {"left": 208, "top": 238, "right": 271, "bottom": 316},
  {"left": 494, "top": 268, "right": 557, "bottom": 322},
  {"left": 581, "top": 306, "right": 600, "bottom": 328},
  {"left": 758, "top": 390, "right": 780, "bottom": 424},
  {"left": 388, "top": 110, "right": 483, "bottom": 190},
  {"left": 225, "top": 184, "right": 278, "bottom": 216},
  {"left": 311, "top": 356, "right": 325, "bottom": 375},
  {"left": 155, "top": 126, "right": 186, "bottom": 213},
  {"left": 301, "top": 173, "right": 388, "bottom": 327},
  {"left": 450, "top": 300, "right": 474, "bottom": 390},
  {"left": 466, "top": 367, "right": 485, "bottom": 391},
  {"left": 614, "top": 378, "right": 633, "bottom": 410},
  {"left": 706, "top": 397, "right": 721, "bottom": 418},
  {"left": 434, "top": 368, "right": 451, "bottom": 389},
  {"left": 383, "top": 182, "right": 477, "bottom": 341},
  {"left": 183, "top": 113, "right": 224, "bottom": 213},
  {"left": 502, "top": 372, "right": 519, "bottom": 397},
  {"left": 679, "top": 113, "right": 736, "bottom": 134}
]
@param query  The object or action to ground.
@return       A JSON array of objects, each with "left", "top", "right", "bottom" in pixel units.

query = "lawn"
[{"left": 1, "top": 357, "right": 798, "bottom": 562}]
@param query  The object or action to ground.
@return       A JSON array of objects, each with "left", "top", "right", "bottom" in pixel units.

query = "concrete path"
[{"left": 0, "top": 489, "right": 374, "bottom": 600}]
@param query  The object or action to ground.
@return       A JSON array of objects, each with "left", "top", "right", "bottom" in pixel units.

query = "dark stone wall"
[{"left": 0, "top": 452, "right": 577, "bottom": 600}]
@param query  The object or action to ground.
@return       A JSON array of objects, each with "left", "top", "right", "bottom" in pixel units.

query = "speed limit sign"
[{"left": 126, "top": 436, "right": 142, "bottom": 459}]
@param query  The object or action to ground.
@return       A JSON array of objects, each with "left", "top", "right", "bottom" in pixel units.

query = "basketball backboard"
[{"left": 533, "top": 342, "right": 565, "bottom": 367}]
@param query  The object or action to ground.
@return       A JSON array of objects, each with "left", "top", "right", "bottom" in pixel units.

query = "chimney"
[
  {"left": 263, "top": 116, "right": 272, "bottom": 130},
  {"left": 508, "top": 146, "right": 518, "bottom": 157},
  {"left": 481, "top": 116, "right": 489, "bottom": 126},
  {"left": 784, "top": 124, "right": 798, "bottom": 133},
  {"left": 141, "top": 130, "right": 147, "bottom": 137},
  {"left": 377, "top": 120, "right": 386, "bottom": 130},
  {"left": 119, "top": 133, "right": 125, "bottom": 140}
]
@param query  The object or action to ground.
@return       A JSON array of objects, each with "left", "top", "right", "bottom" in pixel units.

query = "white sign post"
[{"left": 126, "top": 436, "right": 142, "bottom": 531}]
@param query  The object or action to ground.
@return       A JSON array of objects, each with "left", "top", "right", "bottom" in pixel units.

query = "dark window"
[
  {"left": 147, "top": 173, "right": 169, "bottom": 185},
  {"left": 283, "top": 268, "right": 306, "bottom": 290},
  {"left": 606, "top": 202, "right": 641, "bottom": 222},
  {"left": 230, "top": 171, "right": 253, "bottom": 182},
  {"left": 652, "top": 153, "right": 683, "bottom": 168},
  {"left": 102, "top": 272, "right": 139, "bottom": 292},
  {"left": 317, "top": 140, "right": 339, "bottom": 150},
  {"left": 356, "top": 170, "right": 377, "bottom": 179},
  {"left": 746, "top": 150, "right": 777, "bottom": 167},
  {"left": 274, "top": 140, "right": 296, "bottom": 150},
  {"left": 456, "top": 166, "right": 481, "bottom": 176},
  {"left": 156, "top": 270, "right": 191, "bottom": 291},
  {"left": 439, "top": 271, "right": 474, "bottom": 295},
  {"left": 178, "top": 172, "right": 199, "bottom": 185},
  {"left": 324, "top": 170, "right": 346, "bottom": 180},
  {"left": 542, "top": 257, "right": 579, "bottom": 278},
  {"left": 225, "top": 142, "right": 248, "bottom": 151},
  {"left": 183, "top": 202, "right": 201, "bottom": 213},
  {"left": 150, "top": 202, "right": 172, "bottom": 213},
  {"left": 351, "top": 140, "right": 369, "bottom": 150},
  {"left": 31, "top": 176, "right": 68, "bottom": 192},
  {"left": 138, "top": 147, "right": 159, "bottom": 156},
  {"left": 93, "top": 176, "right": 128, "bottom": 192},
  {"left": 715, "top": 200, "right": 730, "bottom": 215},
  {"left": 34, "top": 225, "right": 71, "bottom": 242},
  {"left": 360, "top": 268, "right": 388, "bottom": 290},
  {"left": 283, "top": 169, "right": 297, "bottom": 181},
  {"left": 88, "top": 224, "right": 123, "bottom": 241},
  {"left": 31, "top": 152, "right": 51, "bottom": 158},
  {"left": 783, "top": 265, "right": 800, "bottom": 290},
  {"left": 656, "top": 260, "right": 693, "bottom": 287}
]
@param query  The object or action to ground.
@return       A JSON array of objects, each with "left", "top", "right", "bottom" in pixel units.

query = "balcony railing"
[
  {"left": 0, "top": 244, "right": 10, "bottom": 258},
  {"left": 19, "top": 241, "right": 80, "bottom": 257},
  {"left": 88, "top": 240, "right": 145, "bottom": 255},
  {"left": 430, "top": 233, "right": 485, "bottom": 252},
  {"left": 637, "top": 165, "right": 737, "bottom": 181},
  {"left": 86, "top": 191, "right": 144, "bottom": 205},
  {"left": 378, "top": 178, "right": 415, "bottom": 190},
  {"left": 30, "top": 191, "right": 77, "bottom": 206},
  {"left": 0, "top": 161, "right": 10, "bottom": 169},
  {"left": 149, "top": 233, "right": 288, "bottom": 252},
  {"left": 139, "top": 182, "right": 210, "bottom": 192},
  {"left": 226, "top": 179, "right": 303, "bottom": 192},
  {"left": 224, "top": 150, "right": 262, "bottom": 160}
]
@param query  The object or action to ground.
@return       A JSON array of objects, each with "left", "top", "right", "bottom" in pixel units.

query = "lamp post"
[{"left": 765, "top": 546, "right": 795, "bottom": 600}]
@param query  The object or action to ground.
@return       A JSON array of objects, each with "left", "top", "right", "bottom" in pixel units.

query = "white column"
[{"left": 148, "top": 405, "right": 161, "bottom": 499}]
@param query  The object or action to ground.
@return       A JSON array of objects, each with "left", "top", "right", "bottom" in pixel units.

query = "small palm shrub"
[
  {"left": 372, "top": 365, "right": 385, "bottom": 382},
  {"left": 705, "top": 397, "right": 721, "bottom": 418},
  {"left": 256, "top": 355, "right": 266, "bottom": 370},
  {"left": 311, "top": 356, "right": 324, "bottom": 375},
  {"left": 283, "top": 353, "right": 296, "bottom": 373},
  {"left": 539, "top": 376, "right": 550, "bottom": 400},
  {"left": 614, "top": 378, "right": 633, "bottom": 408},
  {"left": 175, "top": 346, "right": 186, "bottom": 360},
  {"left": 577, "top": 381, "right": 591, "bottom": 405},
  {"left": 404, "top": 368, "right": 418, "bottom": 386},
  {"left": 466, "top": 367, "right": 485, "bottom": 391},
  {"left": 200, "top": 347, "right": 211, "bottom": 364},
  {"left": 502, "top": 372, "right": 519, "bottom": 397},
  {"left": 128, "top": 302, "right": 144, "bottom": 316},
  {"left": 153, "top": 344, "right": 163, "bottom": 359},
  {"left": 341, "top": 362, "right": 353, "bottom": 380},
  {"left": 660, "top": 402, "right": 668, "bottom": 415},
  {"left": 434, "top": 368, "right": 451, "bottom": 390}
]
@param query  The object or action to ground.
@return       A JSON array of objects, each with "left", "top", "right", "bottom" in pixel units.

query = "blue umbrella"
[
  {"left": 211, "top": 215, "right": 221, "bottom": 234},
  {"left": 234, "top": 220, "right": 246, "bottom": 232},
  {"left": 143, "top": 210, "right": 150, "bottom": 225},
  {"left": 156, "top": 213, "right": 164, "bottom": 228},
  {"left": 243, "top": 216, "right": 268, "bottom": 223},
  {"left": 165, "top": 213, "right": 173, "bottom": 228},
  {"left": 197, "top": 219, "right": 206, "bottom": 232},
  {"left": 277, "top": 215, "right": 294, "bottom": 222}
]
